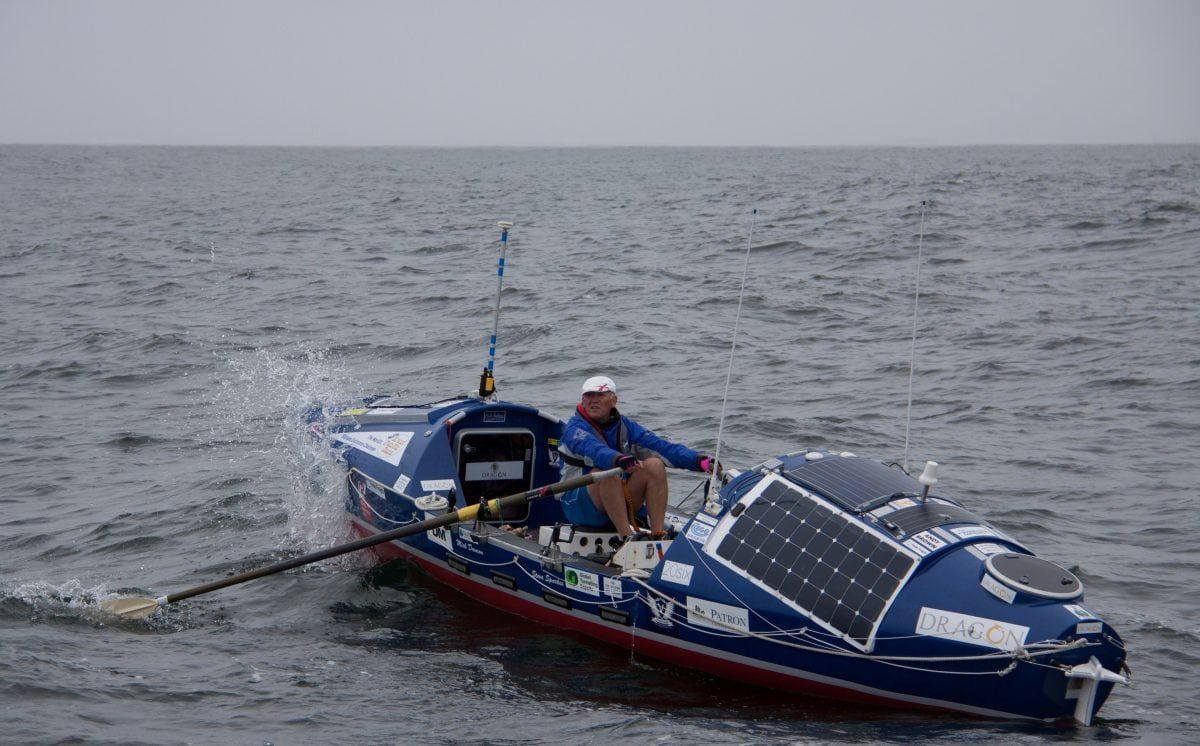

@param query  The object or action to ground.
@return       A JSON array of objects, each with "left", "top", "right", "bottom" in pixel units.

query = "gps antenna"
[
  {"left": 703, "top": 208, "right": 757, "bottom": 516},
  {"left": 479, "top": 221, "right": 513, "bottom": 398}
]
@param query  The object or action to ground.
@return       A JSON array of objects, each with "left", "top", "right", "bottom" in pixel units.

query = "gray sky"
[{"left": 2, "top": 0, "right": 1196, "bottom": 146}]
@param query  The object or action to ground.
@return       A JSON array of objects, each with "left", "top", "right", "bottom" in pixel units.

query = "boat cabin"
[{"left": 321, "top": 396, "right": 572, "bottom": 530}]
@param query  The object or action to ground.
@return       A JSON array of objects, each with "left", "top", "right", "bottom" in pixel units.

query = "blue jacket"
[{"left": 558, "top": 405, "right": 703, "bottom": 480}]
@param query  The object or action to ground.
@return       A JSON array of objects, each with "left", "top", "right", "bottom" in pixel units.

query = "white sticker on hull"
[
  {"left": 915, "top": 607, "right": 1029, "bottom": 651},
  {"left": 685, "top": 520, "right": 713, "bottom": 544},
  {"left": 603, "top": 576, "right": 622, "bottom": 598},
  {"left": 687, "top": 597, "right": 750, "bottom": 633},
  {"left": 420, "top": 479, "right": 455, "bottom": 492},
  {"left": 693, "top": 511, "right": 718, "bottom": 527},
  {"left": 1064, "top": 603, "right": 1096, "bottom": 620},
  {"left": 951, "top": 525, "right": 995, "bottom": 540},
  {"left": 660, "top": 560, "right": 694, "bottom": 587},
  {"left": 903, "top": 538, "right": 930, "bottom": 557},
  {"left": 426, "top": 524, "right": 453, "bottom": 551},
  {"left": 981, "top": 572, "right": 1016, "bottom": 603},
  {"left": 910, "top": 531, "right": 947, "bottom": 552},
  {"left": 394, "top": 474, "right": 411, "bottom": 493},
  {"left": 464, "top": 460, "right": 524, "bottom": 481},
  {"left": 565, "top": 566, "right": 600, "bottom": 596},
  {"left": 336, "top": 430, "right": 413, "bottom": 466},
  {"left": 973, "top": 542, "right": 1008, "bottom": 556}
]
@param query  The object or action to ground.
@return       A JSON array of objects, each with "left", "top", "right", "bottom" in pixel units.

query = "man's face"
[{"left": 581, "top": 390, "right": 617, "bottom": 420}]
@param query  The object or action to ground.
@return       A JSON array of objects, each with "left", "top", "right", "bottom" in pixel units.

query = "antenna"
[
  {"left": 703, "top": 208, "right": 757, "bottom": 516},
  {"left": 478, "top": 221, "right": 513, "bottom": 399},
  {"left": 901, "top": 201, "right": 927, "bottom": 471}
]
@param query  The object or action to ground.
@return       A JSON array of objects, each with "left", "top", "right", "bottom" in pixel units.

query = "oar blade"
[{"left": 101, "top": 596, "right": 161, "bottom": 619}]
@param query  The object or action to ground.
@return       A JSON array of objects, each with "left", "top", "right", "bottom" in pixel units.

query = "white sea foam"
[
  {"left": 8, "top": 578, "right": 110, "bottom": 610},
  {"left": 213, "top": 346, "right": 374, "bottom": 568}
]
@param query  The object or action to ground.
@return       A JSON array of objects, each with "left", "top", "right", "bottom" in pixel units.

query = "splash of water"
[
  {"left": 8, "top": 578, "right": 111, "bottom": 612},
  {"left": 211, "top": 346, "right": 373, "bottom": 567}
]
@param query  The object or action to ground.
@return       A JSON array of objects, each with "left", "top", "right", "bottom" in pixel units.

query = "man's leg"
[
  {"left": 624, "top": 457, "right": 668, "bottom": 534},
  {"left": 587, "top": 477, "right": 636, "bottom": 537}
]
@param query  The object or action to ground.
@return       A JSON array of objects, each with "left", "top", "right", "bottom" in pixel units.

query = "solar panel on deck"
[
  {"left": 786, "top": 456, "right": 921, "bottom": 512},
  {"left": 712, "top": 476, "right": 917, "bottom": 650}
]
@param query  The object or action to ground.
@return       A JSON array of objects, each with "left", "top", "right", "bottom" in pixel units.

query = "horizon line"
[{"left": 3, "top": 140, "right": 1198, "bottom": 149}]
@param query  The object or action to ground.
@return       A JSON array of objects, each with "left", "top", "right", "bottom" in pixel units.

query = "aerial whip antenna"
[
  {"left": 478, "top": 221, "right": 513, "bottom": 398},
  {"left": 703, "top": 208, "right": 757, "bottom": 516},
  {"left": 902, "top": 201, "right": 927, "bottom": 471}
]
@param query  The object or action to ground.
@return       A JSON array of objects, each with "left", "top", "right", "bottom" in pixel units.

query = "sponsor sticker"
[
  {"left": 933, "top": 526, "right": 961, "bottom": 544},
  {"left": 687, "top": 597, "right": 750, "bottom": 633},
  {"left": 336, "top": 430, "right": 414, "bottom": 466},
  {"left": 1064, "top": 604, "right": 1095, "bottom": 620},
  {"left": 891, "top": 497, "right": 916, "bottom": 509},
  {"left": 464, "top": 461, "right": 524, "bottom": 481},
  {"left": 482, "top": 410, "right": 506, "bottom": 423},
  {"left": 903, "top": 538, "right": 931, "bottom": 557},
  {"left": 685, "top": 521, "right": 713, "bottom": 544},
  {"left": 427, "top": 524, "right": 453, "bottom": 551},
  {"left": 1075, "top": 621, "right": 1102, "bottom": 634},
  {"left": 564, "top": 566, "right": 600, "bottom": 596},
  {"left": 973, "top": 542, "right": 1007, "bottom": 556},
  {"left": 951, "top": 525, "right": 995, "bottom": 539},
  {"left": 693, "top": 512, "right": 718, "bottom": 527},
  {"left": 981, "top": 573, "right": 1016, "bottom": 603},
  {"left": 914, "top": 607, "right": 1030, "bottom": 651},
  {"left": 393, "top": 474, "right": 411, "bottom": 493},
  {"left": 420, "top": 479, "right": 455, "bottom": 492},
  {"left": 911, "top": 531, "right": 947, "bottom": 552},
  {"left": 660, "top": 560, "right": 695, "bottom": 587},
  {"left": 603, "top": 576, "right": 622, "bottom": 598}
]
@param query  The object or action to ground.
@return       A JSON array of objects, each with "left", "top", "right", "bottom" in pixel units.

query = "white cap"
[{"left": 581, "top": 375, "right": 616, "bottom": 394}]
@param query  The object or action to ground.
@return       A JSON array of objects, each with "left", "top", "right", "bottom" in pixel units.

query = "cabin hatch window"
[{"left": 454, "top": 429, "right": 535, "bottom": 520}]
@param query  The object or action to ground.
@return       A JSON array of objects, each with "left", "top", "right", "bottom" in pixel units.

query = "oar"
[{"left": 102, "top": 467, "right": 622, "bottom": 619}]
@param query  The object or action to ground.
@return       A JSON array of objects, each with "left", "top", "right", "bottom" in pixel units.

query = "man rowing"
[{"left": 557, "top": 375, "right": 718, "bottom": 539}]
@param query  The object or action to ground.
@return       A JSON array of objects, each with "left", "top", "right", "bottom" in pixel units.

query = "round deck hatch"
[{"left": 985, "top": 553, "right": 1083, "bottom": 600}]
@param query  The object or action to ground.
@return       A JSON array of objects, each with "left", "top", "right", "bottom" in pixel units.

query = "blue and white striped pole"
[{"left": 479, "top": 220, "right": 513, "bottom": 398}]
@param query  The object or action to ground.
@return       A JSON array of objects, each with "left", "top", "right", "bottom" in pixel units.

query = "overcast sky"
[{"left": 2, "top": 0, "right": 1196, "bottom": 146}]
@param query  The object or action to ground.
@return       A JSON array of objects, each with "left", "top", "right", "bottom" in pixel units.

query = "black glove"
[{"left": 615, "top": 454, "right": 640, "bottom": 471}]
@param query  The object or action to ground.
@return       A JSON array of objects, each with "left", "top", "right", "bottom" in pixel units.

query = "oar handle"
[{"left": 163, "top": 467, "right": 621, "bottom": 605}]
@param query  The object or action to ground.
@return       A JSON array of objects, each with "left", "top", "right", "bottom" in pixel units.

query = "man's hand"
[
  {"left": 615, "top": 454, "right": 641, "bottom": 472},
  {"left": 699, "top": 456, "right": 724, "bottom": 477}
]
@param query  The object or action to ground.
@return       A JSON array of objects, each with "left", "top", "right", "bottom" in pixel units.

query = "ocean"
[{"left": 0, "top": 144, "right": 1196, "bottom": 744}]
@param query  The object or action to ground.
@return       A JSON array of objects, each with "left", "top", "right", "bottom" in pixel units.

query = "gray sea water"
[{"left": 0, "top": 144, "right": 1197, "bottom": 744}]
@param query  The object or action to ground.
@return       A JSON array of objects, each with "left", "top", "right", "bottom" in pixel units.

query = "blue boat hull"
[{"left": 312, "top": 395, "right": 1127, "bottom": 723}]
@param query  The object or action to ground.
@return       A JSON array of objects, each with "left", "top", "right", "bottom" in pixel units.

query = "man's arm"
[{"left": 626, "top": 418, "right": 703, "bottom": 470}]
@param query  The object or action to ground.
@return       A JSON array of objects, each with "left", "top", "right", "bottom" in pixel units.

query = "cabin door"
[{"left": 453, "top": 429, "right": 535, "bottom": 520}]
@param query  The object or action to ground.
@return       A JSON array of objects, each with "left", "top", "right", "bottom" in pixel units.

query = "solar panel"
[
  {"left": 887, "top": 502, "right": 981, "bottom": 535},
  {"left": 785, "top": 456, "right": 921, "bottom": 512},
  {"left": 708, "top": 474, "right": 919, "bottom": 651}
]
